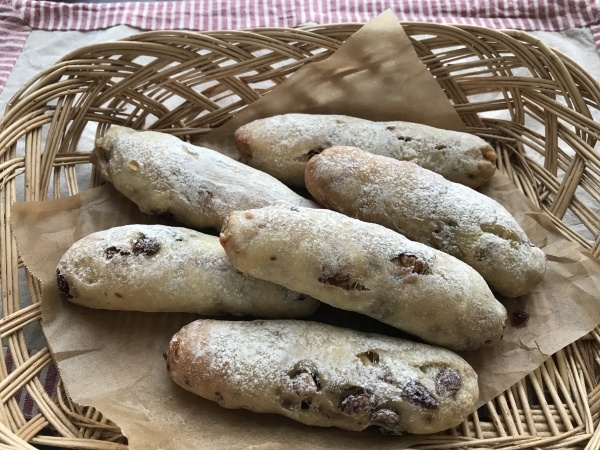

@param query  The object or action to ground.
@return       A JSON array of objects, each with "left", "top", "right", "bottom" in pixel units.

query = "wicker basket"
[{"left": 0, "top": 23, "right": 599, "bottom": 449}]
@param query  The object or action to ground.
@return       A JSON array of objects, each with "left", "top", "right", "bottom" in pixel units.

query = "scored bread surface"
[
  {"left": 56, "top": 224, "right": 319, "bottom": 318},
  {"left": 167, "top": 319, "right": 480, "bottom": 434},
  {"left": 305, "top": 147, "right": 547, "bottom": 298},
  {"left": 220, "top": 204, "right": 507, "bottom": 350},
  {"left": 91, "top": 126, "right": 317, "bottom": 231},
  {"left": 234, "top": 114, "right": 496, "bottom": 188}
]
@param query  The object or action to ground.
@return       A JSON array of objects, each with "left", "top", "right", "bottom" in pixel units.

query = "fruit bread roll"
[
  {"left": 91, "top": 126, "right": 317, "bottom": 231},
  {"left": 220, "top": 204, "right": 507, "bottom": 350},
  {"left": 56, "top": 224, "right": 319, "bottom": 318},
  {"left": 305, "top": 147, "right": 547, "bottom": 298},
  {"left": 166, "top": 319, "right": 480, "bottom": 435},
  {"left": 234, "top": 114, "right": 496, "bottom": 188}
]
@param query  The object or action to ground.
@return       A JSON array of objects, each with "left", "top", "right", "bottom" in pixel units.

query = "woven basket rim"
[{"left": 0, "top": 23, "right": 598, "bottom": 449}]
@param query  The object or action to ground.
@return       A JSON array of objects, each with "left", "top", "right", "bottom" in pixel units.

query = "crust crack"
[
  {"left": 317, "top": 273, "right": 369, "bottom": 291},
  {"left": 391, "top": 254, "right": 431, "bottom": 275}
]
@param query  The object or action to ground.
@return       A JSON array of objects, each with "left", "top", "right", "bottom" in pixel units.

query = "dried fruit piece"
[
  {"left": 339, "top": 387, "right": 373, "bottom": 415},
  {"left": 131, "top": 235, "right": 160, "bottom": 256},
  {"left": 511, "top": 310, "right": 529, "bottom": 328},
  {"left": 291, "top": 373, "right": 318, "bottom": 397},
  {"left": 435, "top": 368, "right": 462, "bottom": 398},
  {"left": 371, "top": 408, "right": 401, "bottom": 428},
  {"left": 317, "top": 273, "right": 369, "bottom": 291},
  {"left": 104, "top": 246, "right": 130, "bottom": 259},
  {"left": 288, "top": 362, "right": 321, "bottom": 396},
  {"left": 56, "top": 271, "right": 72, "bottom": 298},
  {"left": 391, "top": 254, "right": 431, "bottom": 275},
  {"left": 401, "top": 381, "right": 439, "bottom": 409}
]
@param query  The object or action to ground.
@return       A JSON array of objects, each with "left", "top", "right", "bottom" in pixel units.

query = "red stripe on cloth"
[
  {"left": 0, "top": 3, "right": 30, "bottom": 93},
  {"left": 3, "top": 346, "right": 59, "bottom": 420},
  {"left": 41, "top": 361, "right": 59, "bottom": 399},
  {"left": 591, "top": 24, "right": 600, "bottom": 54},
  {"left": 23, "top": 389, "right": 35, "bottom": 417},
  {"left": 10, "top": 0, "right": 599, "bottom": 32}
]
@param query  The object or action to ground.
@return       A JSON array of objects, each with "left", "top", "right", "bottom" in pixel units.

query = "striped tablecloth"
[
  {"left": 0, "top": 0, "right": 599, "bottom": 420},
  {"left": 1, "top": 1, "right": 599, "bottom": 94}
]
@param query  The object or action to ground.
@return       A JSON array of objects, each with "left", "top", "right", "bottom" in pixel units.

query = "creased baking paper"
[
  {"left": 196, "top": 9, "right": 466, "bottom": 156},
  {"left": 10, "top": 10, "right": 600, "bottom": 449}
]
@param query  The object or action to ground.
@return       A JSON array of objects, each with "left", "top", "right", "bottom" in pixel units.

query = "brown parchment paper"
[
  {"left": 9, "top": 10, "right": 600, "bottom": 449},
  {"left": 196, "top": 9, "right": 466, "bottom": 156},
  {"left": 13, "top": 174, "right": 600, "bottom": 448}
]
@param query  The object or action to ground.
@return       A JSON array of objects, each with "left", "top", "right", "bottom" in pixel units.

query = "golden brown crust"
[
  {"left": 166, "top": 319, "right": 480, "bottom": 434},
  {"left": 305, "top": 147, "right": 546, "bottom": 298}
]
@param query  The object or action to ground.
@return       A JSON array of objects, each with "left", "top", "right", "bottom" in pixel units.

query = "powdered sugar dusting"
[
  {"left": 168, "top": 319, "right": 479, "bottom": 434},
  {"left": 56, "top": 224, "right": 319, "bottom": 318},
  {"left": 234, "top": 114, "right": 496, "bottom": 188},
  {"left": 221, "top": 205, "right": 506, "bottom": 350},
  {"left": 306, "top": 147, "right": 546, "bottom": 298},
  {"left": 93, "top": 126, "right": 317, "bottom": 231}
]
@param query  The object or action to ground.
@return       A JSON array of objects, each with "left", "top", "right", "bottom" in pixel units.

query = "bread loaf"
[
  {"left": 305, "top": 147, "right": 547, "bottom": 298},
  {"left": 220, "top": 204, "right": 507, "bottom": 350},
  {"left": 57, "top": 224, "right": 319, "bottom": 318},
  {"left": 166, "top": 319, "right": 480, "bottom": 434},
  {"left": 234, "top": 114, "right": 496, "bottom": 188},
  {"left": 91, "top": 126, "right": 317, "bottom": 231}
]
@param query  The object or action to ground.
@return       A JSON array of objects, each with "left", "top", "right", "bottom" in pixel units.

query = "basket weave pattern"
[{"left": 0, "top": 24, "right": 599, "bottom": 449}]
